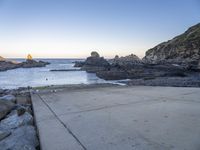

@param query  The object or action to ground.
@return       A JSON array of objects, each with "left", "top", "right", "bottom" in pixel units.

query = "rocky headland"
[
  {"left": 0, "top": 55, "right": 50, "bottom": 72},
  {"left": 0, "top": 88, "right": 39, "bottom": 150},
  {"left": 74, "top": 23, "right": 200, "bottom": 87}
]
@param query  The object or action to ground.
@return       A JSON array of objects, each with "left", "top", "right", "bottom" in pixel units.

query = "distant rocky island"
[
  {"left": 75, "top": 23, "right": 200, "bottom": 87},
  {"left": 0, "top": 54, "right": 50, "bottom": 71}
]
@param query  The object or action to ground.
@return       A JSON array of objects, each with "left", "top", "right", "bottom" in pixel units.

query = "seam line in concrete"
[{"left": 37, "top": 94, "right": 87, "bottom": 150}]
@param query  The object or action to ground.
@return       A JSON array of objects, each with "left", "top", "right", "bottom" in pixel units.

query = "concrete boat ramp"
[{"left": 31, "top": 85, "right": 200, "bottom": 150}]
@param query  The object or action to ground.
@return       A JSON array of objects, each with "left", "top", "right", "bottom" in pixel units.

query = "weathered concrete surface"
[{"left": 31, "top": 85, "right": 200, "bottom": 150}]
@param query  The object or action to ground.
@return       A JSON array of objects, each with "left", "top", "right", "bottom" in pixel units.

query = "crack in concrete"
[
  {"left": 57, "top": 99, "right": 164, "bottom": 116},
  {"left": 37, "top": 94, "right": 87, "bottom": 150}
]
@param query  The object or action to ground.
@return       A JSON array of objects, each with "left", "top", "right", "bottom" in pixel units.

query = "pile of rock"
[{"left": 0, "top": 88, "right": 39, "bottom": 150}]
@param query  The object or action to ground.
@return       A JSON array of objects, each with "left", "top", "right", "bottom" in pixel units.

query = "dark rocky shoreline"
[
  {"left": 0, "top": 58, "right": 50, "bottom": 72},
  {"left": 0, "top": 88, "right": 39, "bottom": 150},
  {"left": 74, "top": 23, "right": 200, "bottom": 87}
]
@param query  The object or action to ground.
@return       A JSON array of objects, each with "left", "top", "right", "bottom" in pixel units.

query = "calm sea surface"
[{"left": 0, "top": 59, "right": 113, "bottom": 89}]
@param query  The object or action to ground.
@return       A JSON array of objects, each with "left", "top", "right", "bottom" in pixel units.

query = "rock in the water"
[
  {"left": 0, "top": 55, "right": 50, "bottom": 71},
  {"left": 0, "top": 130, "right": 11, "bottom": 141},
  {"left": 0, "top": 94, "right": 16, "bottom": 103},
  {"left": 74, "top": 61, "right": 85, "bottom": 67},
  {"left": 0, "top": 112, "right": 33, "bottom": 130},
  {"left": 81, "top": 52, "right": 110, "bottom": 73},
  {"left": 20, "top": 59, "right": 50, "bottom": 68},
  {"left": 0, "top": 125, "right": 39, "bottom": 150},
  {"left": 0, "top": 100, "right": 15, "bottom": 120},
  {"left": 143, "top": 23, "right": 200, "bottom": 70}
]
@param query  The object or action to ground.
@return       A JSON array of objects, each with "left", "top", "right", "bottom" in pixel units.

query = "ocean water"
[{"left": 0, "top": 59, "right": 110, "bottom": 89}]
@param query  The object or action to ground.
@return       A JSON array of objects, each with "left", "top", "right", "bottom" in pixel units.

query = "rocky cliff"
[{"left": 143, "top": 23, "right": 200, "bottom": 69}]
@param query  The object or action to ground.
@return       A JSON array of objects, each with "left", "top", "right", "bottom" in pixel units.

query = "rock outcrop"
[
  {"left": 0, "top": 55, "right": 50, "bottom": 71},
  {"left": 81, "top": 51, "right": 110, "bottom": 73},
  {"left": 20, "top": 59, "right": 50, "bottom": 68},
  {"left": 109, "top": 54, "right": 142, "bottom": 67},
  {"left": 143, "top": 23, "right": 200, "bottom": 70}
]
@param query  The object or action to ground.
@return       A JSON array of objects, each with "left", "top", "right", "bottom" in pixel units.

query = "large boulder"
[
  {"left": 0, "top": 100, "right": 15, "bottom": 120},
  {"left": 81, "top": 52, "right": 110, "bottom": 73},
  {"left": 91, "top": 51, "right": 100, "bottom": 57},
  {"left": 0, "top": 125, "right": 39, "bottom": 150},
  {"left": 143, "top": 23, "right": 200, "bottom": 70},
  {"left": 0, "top": 112, "right": 33, "bottom": 130}
]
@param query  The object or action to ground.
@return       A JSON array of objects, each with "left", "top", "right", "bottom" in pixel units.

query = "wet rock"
[
  {"left": 0, "top": 94, "right": 16, "bottom": 103},
  {"left": 0, "top": 100, "right": 15, "bottom": 120},
  {"left": 0, "top": 130, "right": 11, "bottom": 141},
  {"left": 0, "top": 112, "right": 33, "bottom": 130},
  {"left": 0, "top": 125, "right": 39, "bottom": 150}
]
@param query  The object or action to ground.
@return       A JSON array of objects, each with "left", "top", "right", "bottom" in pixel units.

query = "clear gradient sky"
[{"left": 0, "top": 0, "right": 199, "bottom": 58}]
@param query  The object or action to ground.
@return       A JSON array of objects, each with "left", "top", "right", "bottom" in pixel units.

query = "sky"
[{"left": 0, "top": 0, "right": 199, "bottom": 58}]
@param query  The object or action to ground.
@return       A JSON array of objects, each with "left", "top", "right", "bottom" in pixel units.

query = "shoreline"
[{"left": 1, "top": 75, "right": 200, "bottom": 91}]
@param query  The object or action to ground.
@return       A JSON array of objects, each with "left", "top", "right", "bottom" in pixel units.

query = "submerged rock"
[{"left": 0, "top": 125, "right": 39, "bottom": 150}]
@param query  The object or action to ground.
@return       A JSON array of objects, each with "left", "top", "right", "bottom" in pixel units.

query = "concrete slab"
[{"left": 31, "top": 86, "right": 200, "bottom": 150}]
